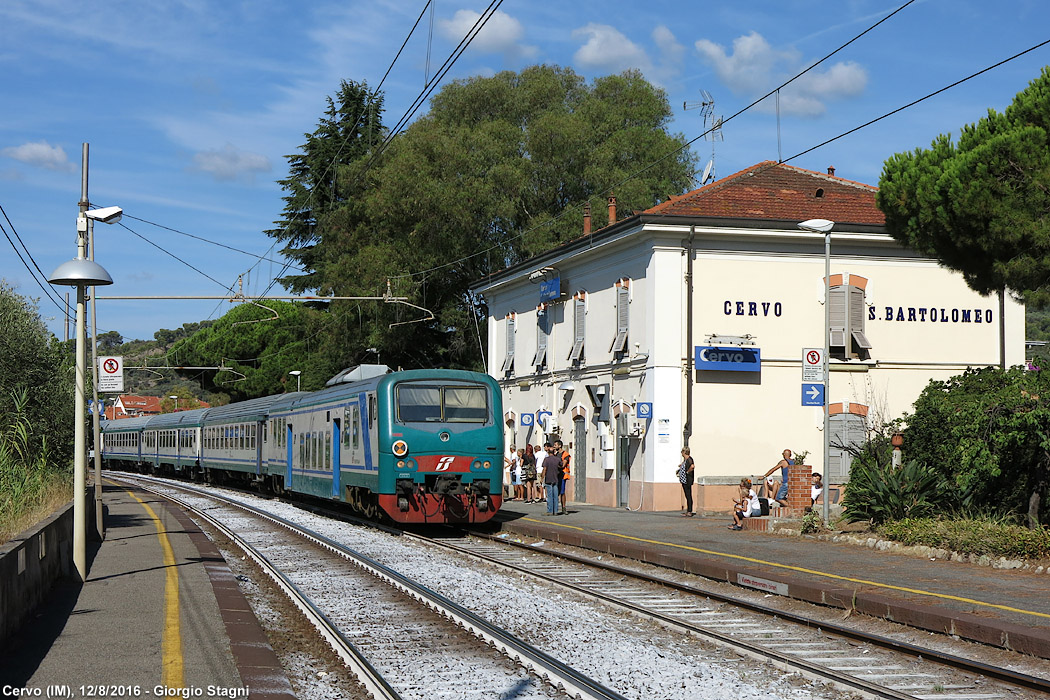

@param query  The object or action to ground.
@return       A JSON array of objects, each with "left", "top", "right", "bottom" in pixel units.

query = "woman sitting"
[{"left": 730, "top": 478, "right": 761, "bottom": 530}]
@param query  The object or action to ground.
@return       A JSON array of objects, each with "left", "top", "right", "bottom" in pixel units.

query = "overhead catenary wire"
[
  {"left": 0, "top": 202, "right": 67, "bottom": 313},
  {"left": 389, "top": 4, "right": 1045, "bottom": 285},
  {"left": 248, "top": 0, "right": 439, "bottom": 299}
]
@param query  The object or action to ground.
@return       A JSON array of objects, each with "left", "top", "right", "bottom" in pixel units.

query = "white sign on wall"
[
  {"left": 802, "top": 347, "right": 825, "bottom": 383},
  {"left": 98, "top": 355, "right": 124, "bottom": 392}
]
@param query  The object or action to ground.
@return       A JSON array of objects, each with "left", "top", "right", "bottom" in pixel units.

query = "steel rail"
[
  {"left": 440, "top": 531, "right": 1050, "bottom": 700},
  {"left": 409, "top": 532, "right": 916, "bottom": 700},
  {"left": 115, "top": 474, "right": 628, "bottom": 700},
  {"left": 121, "top": 477, "right": 403, "bottom": 700},
  {"left": 445, "top": 530, "right": 1050, "bottom": 696}
]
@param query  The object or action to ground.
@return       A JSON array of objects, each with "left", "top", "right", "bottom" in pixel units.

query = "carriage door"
[
  {"left": 573, "top": 417, "right": 587, "bottom": 502},
  {"left": 286, "top": 423, "right": 294, "bottom": 490},
  {"left": 255, "top": 421, "right": 264, "bottom": 475},
  {"left": 331, "top": 417, "right": 342, "bottom": 498}
]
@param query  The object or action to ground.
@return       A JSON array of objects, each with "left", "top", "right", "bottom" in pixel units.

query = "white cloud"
[
  {"left": 437, "top": 9, "right": 538, "bottom": 60},
  {"left": 694, "top": 31, "right": 867, "bottom": 117},
  {"left": 1, "top": 140, "right": 75, "bottom": 172},
  {"left": 191, "top": 144, "right": 271, "bottom": 182},
  {"left": 573, "top": 23, "right": 653, "bottom": 75}
]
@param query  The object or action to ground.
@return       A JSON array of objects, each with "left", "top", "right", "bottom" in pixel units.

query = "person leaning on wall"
[{"left": 677, "top": 447, "right": 695, "bottom": 516}]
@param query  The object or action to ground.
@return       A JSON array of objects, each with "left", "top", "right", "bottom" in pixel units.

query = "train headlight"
[
  {"left": 392, "top": 440, "right": 409, "bottom": 457},
  {"left": 482, "top": 460, "right": 492, "bottom": 470}
]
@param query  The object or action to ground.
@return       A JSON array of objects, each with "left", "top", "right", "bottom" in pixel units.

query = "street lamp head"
[
  {"left": 797, "top": 218, "right": 835, "bottom": 233},
  {"left": 84, "top": 206, "right": 123, "bottom": 224},
  {"left": 48, "top": 257, "right": 113, "bottom": 287},
  {"left": 288, "top": 370, "right": 302, "bottom": 377}
]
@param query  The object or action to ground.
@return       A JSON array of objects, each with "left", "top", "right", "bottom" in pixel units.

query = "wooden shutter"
[
  {"left": 532, "top": 307, "right": 548, "bottom": 369},
  {"left": 612, "top": 283, "right": 629, "bottom": 353},
  {"left": 501, "top": 314, "right": 515, "bottom": 373},
  {"left": 569, "top": 295, "right": 585, "bottom": 363}
]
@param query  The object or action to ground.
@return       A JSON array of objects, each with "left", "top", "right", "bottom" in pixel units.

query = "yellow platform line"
[
  {"left": 523, "top": 517, "right": 1050, "bottom": 621},
  {"left": 124, "top": 488, "right": 185, "bottom": 687}
]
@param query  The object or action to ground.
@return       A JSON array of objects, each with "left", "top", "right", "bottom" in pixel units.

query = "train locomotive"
[{"left": 101, "top": 366, "right": 505, "bottom": 524}]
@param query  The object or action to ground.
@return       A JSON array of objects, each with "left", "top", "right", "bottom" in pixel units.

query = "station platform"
[
  {"left": 0, "top": 482, "right": 294, "bottom": 698},
  {"left": 494, "top": 500, "right": 1050, "bottom": 659}
]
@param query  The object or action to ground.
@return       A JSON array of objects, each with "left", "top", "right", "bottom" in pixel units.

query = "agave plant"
[{"left": 841, "top": 458, "right": 949, "bottom": 524}]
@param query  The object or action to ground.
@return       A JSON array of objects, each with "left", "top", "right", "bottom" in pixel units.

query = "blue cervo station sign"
[{"left": 694, "top": 345, "right": 761, "bottom": 372}]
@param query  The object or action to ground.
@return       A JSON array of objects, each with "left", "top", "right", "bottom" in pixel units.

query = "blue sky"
[{"left": 2, "top": 0, "right": 1048, "bottom": 342}]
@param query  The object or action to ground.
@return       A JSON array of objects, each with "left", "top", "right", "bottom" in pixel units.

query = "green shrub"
[
  {"left": 841, "top": 459, "right": 950, "bottom": 524},
  {"left": 877, "top": 517, "right": 1050, "bottom": 560},
  {"left": 0, "top": 388, "right": 70, "bottom": 541}
]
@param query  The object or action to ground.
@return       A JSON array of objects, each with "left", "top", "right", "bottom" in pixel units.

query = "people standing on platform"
[
  {"left": 511, "top": 448, "right": 525, "bottom": 501},
  {"left": 761, "top": 449, "right": 794, "bottom": 506},
  {"left": 504, "top": 445, "right": 515, "bottom": 499},
  {"left": 541, "top": 443, "right": 563, "bottom": 515},
  {"left": 677, "top": 447, "right": 695, "bottom": 516},
  {"left": 554, "top": 438, "right": 571, "bottom": 515},
  {"left": 522, "top": 444, "right": 538, "bottom": 502},
  {"left": 730, "top": 478, "right": 761, "bottom": 530}
]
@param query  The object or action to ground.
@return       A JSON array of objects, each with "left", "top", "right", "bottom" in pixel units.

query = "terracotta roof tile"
[{"left": 646, "top": 161, "right": 885, "bottom": 226}]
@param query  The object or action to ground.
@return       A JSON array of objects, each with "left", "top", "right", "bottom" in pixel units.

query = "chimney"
[
  {"left": 583, "top": 202, "right": 591, "bottom": 236},
  {"left": 608, "top": 196, "right": 617, "bottom": 225},
  {"left": 827, "top": 166, "right": 836, "bottom": 176}
]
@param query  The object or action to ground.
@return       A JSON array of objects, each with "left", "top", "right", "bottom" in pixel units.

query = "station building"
[{"left": 470, "top": 162, "right": 1026, "bottom": 512}]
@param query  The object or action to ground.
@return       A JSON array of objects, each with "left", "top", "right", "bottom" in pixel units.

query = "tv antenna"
[{"left": 684, "top": 90, "right": 722, "bottom": 185}]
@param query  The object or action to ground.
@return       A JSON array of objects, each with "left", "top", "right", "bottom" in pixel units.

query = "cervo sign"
[{"left": 694, "top": 346, "right": 761, "bottom": 372}]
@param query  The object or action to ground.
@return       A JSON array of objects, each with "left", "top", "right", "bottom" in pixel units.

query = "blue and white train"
[{"left": 101, "top": 366, "right": 505, "bottom": 524}]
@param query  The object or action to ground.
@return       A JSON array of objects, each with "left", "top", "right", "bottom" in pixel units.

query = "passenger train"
[{"left": 101, "top": 366, "right": 505, "bottom": 524}]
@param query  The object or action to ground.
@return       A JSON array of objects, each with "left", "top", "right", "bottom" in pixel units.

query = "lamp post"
[
  {"left": 798, "top": 218, "right": 834, "bottom": 524},
  {"left": 288, "top": 370, "right": 302, "bottom": 392},
  {"left": 170, "top": 395, "right": 179, "bottom": 412},
  {"left": 48, "top": 199, "right": 117, "bottom": 582}
]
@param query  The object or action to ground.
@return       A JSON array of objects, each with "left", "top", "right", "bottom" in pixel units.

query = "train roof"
[
  {"left": 202, "top": 393, "right": 299, "bottom": 424},
  {"left": 101, "top": 416, "right": 153, "bottom": 431},
  {"left": 145, "top": 407, "right": 209, "bottom": 429}
]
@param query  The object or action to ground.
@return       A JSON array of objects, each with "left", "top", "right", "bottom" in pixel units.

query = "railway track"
[
  {"left": 109, "top": 473, "right": 1050, "bottom": 700},
  {"left": 420, "top": 531, "right": 1050, "bottom": 700},
  {"left": 111, "top": 474, "right": 624, "bottom": 700}
]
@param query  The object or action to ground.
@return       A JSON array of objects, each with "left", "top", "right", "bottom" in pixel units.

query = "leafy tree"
[
  {"left": 877, "top": 67, "right": 1050, "bottom": 305},
  {"left": 0, "top": 283, "right": 74, "bottom": 465},
  {"left": 96, "top": 330, "right": 123, "bottom": 352},
  {"left": 153, "top": 321, "right": 212, "bottom": 346},
  {"left": 266, "top": 79, "right": 386, "bottom": 294},
  {"left": 298, "top": 66, "right": 697, "bottom": 370},
  {"left": 168, "top": 301, "right": 330, "bottom": 401},
  {"left": 901, "top": 366, "right": 1050, "bottom": 527}
]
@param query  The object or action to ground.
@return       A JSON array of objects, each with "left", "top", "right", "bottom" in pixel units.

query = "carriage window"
[{"left": 396, "top": 384, "right": 489, "bottom": 423}]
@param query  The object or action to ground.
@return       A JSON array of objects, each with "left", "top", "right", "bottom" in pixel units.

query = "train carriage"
[
  {"left": 100, "top": 365, "right": 504, "bottom": 524},
  {"left": 200, "top": 394, "right": 293, "bottom": 487},
  {"left": 100, "top": 415, "right": 152, "bottom": 468},
  {"left": 142, "top": 408, "right": 207, "bottom": 476}
]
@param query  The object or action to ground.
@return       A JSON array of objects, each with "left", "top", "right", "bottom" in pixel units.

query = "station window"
[
  {"left": 828, "top": 405, "right": 868, "bottom": 481},
  {"left": 829, "top": 275, "right": 872, "bottom": 360},
  {"left": 501, "top": 312, "right": 516, "bottom": 376},
  {"left": 612, "top": 278, "right": 630, "bottom": 355},
  {"left": 533, "top": 303, "right": 549, "bottom": 371},
  {"left": 568, "top": 291, "right": 587, "bottom": 365}
]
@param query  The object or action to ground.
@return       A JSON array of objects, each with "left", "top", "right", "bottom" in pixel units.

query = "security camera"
[{"left": 84, "top": 206, "right": 123, "bottom": 224}]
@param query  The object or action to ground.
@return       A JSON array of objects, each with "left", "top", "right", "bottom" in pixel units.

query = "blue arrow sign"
[{"left": 802, "top": 383, "right": 825, "bottom": 407}]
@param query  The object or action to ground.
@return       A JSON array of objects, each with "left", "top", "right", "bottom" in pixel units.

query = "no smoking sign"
[{"left": 98, "top": 355, "right": 125, "bottom": 393}]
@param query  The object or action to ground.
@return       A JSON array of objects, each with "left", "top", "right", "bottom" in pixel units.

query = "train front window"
[
  {"left": 396, "top": 384, "right": 488, "bottom": 424},
  {"left": 444, "top": 387, "right": 487, "bottom": 422}
]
